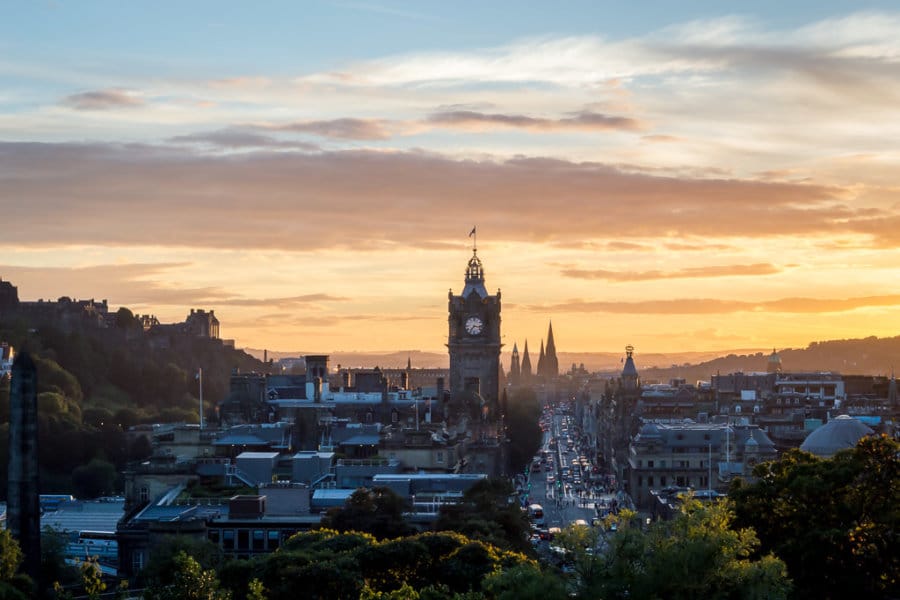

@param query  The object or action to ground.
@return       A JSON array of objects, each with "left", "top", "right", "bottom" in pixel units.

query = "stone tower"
[
  {"left": 447, "top": 248, "right": 502, "bottom": 411},
  {"left": 509, "top": 343, "right": 521, "bottom": 384},
  {"left": 7, "top": 351, "right": 40, "bottom": 589}
]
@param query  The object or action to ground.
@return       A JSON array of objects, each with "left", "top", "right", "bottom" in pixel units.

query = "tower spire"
[
  {"left": 545, "top": 320, "right": 558, "bottom": 378},
  {"left": 521, "top": 340, "right": 532, "bottom": 381}
]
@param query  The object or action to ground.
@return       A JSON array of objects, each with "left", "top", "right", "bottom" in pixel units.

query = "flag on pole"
[{"left": 469, "top": 226, "right": 476, "bottom": 237}]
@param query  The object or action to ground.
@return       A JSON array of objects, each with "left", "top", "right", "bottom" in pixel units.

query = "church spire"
[
  {"left": 537, "top": 340, "right": 545, "bottom": 378},
  {"left": 545, "top": 321, "right": 558, "bottom": 378},
  {"left": 510, "top": 342, "right": 521, "bottom": 383},
  {"left": 521, "top": 340, "right": 532, "bottom": 381}
]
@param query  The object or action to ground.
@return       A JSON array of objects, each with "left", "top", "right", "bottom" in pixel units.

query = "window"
[
  {"left": 436, "top": 451, "right": 444, "bottom": 464},
  {"left": 208, "top": 530, "right": 220, "bottom": 544},
  {"left": 140, "top": 487, "right": 149, "bottom": 503},
  {"left": 647, "top": 460, "right": 654, "bottom": 468},
  {"left": 661, "top": 476, "right": 667, "bottom": 486},
  {"left": 253, "top": 530, "right": 265, "bottom": 551},
  {"left": 660, "top": 460, "right": 666, "bottom": 467},
  {"left": 676, "top": 476, "right": 685, "bottom": 486},
  {"left": 237, "top": 530, "right": 249, "bottom": 550},
  {"left": 223, "top": 530, "right": 235, "bottom": 550},
  {"left": 637, "top": 460, "right": 642, "bottom": 468},
  {"left": 647, "top": 476, "right": 654, "bottom": 487},
  {"left": 637, "top": 476, "right": 643, "bottom": 487},
  {"left": 268, "top": 531, "right": 280, "bottom": 551},
  {"left": 132, "top": 550, "right": 144, "bottom": 573}
]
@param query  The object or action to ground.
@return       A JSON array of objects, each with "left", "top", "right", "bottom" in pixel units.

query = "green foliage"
[
  {"left": 0, "top": 532, "right": 30, "bottom": 600},
  {"left": 321, "top": 487, "right": 415, "bottom": 540},
  {"left": 436, "top": 478, "right": 533, "bottom": 554},
  {"left": 41, "top": 527, "right": 80, "bottom": 591},
  {"left": 481, "top": 564, "right": 567, "bottom": 600},
  {"left": 505, "top": 387, "right": 543, "bottom": 474},
  {"left": 554, "top": 499, "right": 790, "bottom": 600},
  {"left": 143, "top": 551, "right": 231, "bottom": 600},
  {"left": 730, "top": 435, "right": 900, "bottom": 600},
  {"left": 139, "top": 536, "right": 223, "bottom": 589},
  {"left": 251, "top": 529, "right": 535, "bottom": 600},
  {"left": 0, "top": 531, "right": 22, "bottom": 582},
  {"left": 72, "top": 458, "right": 118, "bottom": 499},
  {"left": 79, "top": 557, "right": 106, "bottom": 600}
]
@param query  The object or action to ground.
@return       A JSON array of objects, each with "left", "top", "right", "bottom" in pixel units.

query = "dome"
[{"left": 800, "top": 415, "right": 873, "bottom": 457}]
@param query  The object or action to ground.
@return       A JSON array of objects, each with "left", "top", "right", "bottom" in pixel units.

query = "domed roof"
[
  {"left": 800, "top": 415, "right": 873, "bottom": 457},
  {"left": 622, "top": 345, "right": 639, "bottom": 378}
]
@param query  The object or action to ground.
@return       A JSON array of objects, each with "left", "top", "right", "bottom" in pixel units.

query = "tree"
[
  {"left": 557, "top": 500, "right": 790, "bottom": 600},
  {"left": 72, "top": 458, "right": 117, "bottom": 499},
  {"left": 730, "top": 435, "right": 900, "bottom": 599},
  {"left": 321, "top": 487, "right": 415, "bottom": 540},
  {"left": 435, "top": 478, "right": 532, "bottom": 554},
  {"left": 481, "top": 564, "right": 567, "bottom": 600},
  {"left": 79, "top": 557, "right": 106, "bottom": 600},
  {"left": 144, "top": 551, "right": 231, "bottom": 600},
  {"left": 0, "top": 531, "right": 30, "bottom": 600},
  {"left": 139, "top": 536, "right": 223, "bottom": 589}
]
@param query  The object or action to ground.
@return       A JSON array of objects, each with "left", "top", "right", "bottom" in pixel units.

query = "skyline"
[{"left": 3, "top": 3, "right": 900, "bottom": 354}]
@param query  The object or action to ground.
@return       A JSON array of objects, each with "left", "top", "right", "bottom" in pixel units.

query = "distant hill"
[
  {"left": 247, "top": 334, "right": 900, "bottom": 380},
  {"left": 639, "top": 335, "right": 900, "bottom": 384}
]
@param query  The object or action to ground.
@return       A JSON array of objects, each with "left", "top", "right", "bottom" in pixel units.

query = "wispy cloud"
[
  {"left": 168, "top": 128, "right": 320, "bottom": 151},
  {"left": 265, "top": 118, "right": 394, "bottom": 140},
  {"left": 534, "top": 294, "right": 900, "bottom": 315},
  {"left": 60, "top": 88, "right": 143, "bottom": 110},
  {"left": 427, "top": 110, "right": 643, "bottom": 132},
  {"left": 561, "top": 263, "right": 781, "bottom": 281}
]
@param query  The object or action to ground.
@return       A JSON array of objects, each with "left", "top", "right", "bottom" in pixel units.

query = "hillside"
[
  {"left": 0, "top": 310, "right": 265, "bottom": 497},
  {"left": 638, "top": 335, "right": 900, "bottom": 384}
]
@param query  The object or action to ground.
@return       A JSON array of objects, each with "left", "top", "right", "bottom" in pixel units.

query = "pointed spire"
[
  {"left": 537, "top": 340, "right": 546, "bottom": 378},
  {"left": 406, "top": 355, "right": 412, "bottom": 370},
  {"left": 521, "top": 339, "right": 532, "bottom": 381},
  {"left": 545, "top": 321, "right": 558, "bottom": 377},
  {"left": 510, "top": 342, "right": 521, "bottom": 383}
]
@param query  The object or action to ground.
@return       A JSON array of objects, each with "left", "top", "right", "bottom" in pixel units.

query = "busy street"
[{"left": 516, "top": 400, "right": 633, "bottom": 553}]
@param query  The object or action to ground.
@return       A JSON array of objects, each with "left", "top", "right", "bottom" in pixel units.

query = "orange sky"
[{"left": 2, "top": 6, "right": 900, "bottom": 356}]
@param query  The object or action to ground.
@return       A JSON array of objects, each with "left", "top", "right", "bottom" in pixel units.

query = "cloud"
[
  {"left": 533, "top": 294, "right": 900, "bottom": 315},
  {"left": 0, "top": 263, "right": 348, "bottom": 311},
  {"left": 4, "top": 141, "right": 892, "bottom": 252},
  {"left": 561, "top": 263, "right": 781, "bottom": 281},
  {"left": 427, "top": 110, "right": 643, "bottom": 132},
  {"left": 265, "top": 118, "right": 393, "bottom": 140},
  {"left": 216, "top": 294, "right": 349, "bottom": 308},
  {"left": 60, "top": 89, "right": 144, "bottom": 110},
  {"left": 168, "top": 128, "right": 320, "bottom": 151}
]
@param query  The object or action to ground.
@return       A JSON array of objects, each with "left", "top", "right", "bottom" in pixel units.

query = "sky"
[{"left": 2, "top": 1, "right": 900, "bottom": 359}]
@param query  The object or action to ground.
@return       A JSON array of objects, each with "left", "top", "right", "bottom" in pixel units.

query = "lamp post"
[{"left": 197, "top": 368, "right": 204, "bottom": 431}]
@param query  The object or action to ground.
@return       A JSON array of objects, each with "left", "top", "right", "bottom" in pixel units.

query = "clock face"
[{"left": 465, "top": 316, "right": 484, "bottom": 336}]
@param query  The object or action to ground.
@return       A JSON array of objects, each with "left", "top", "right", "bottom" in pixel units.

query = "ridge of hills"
[{"left": 246, "top": 334, "right": 900, "bottom": 380}]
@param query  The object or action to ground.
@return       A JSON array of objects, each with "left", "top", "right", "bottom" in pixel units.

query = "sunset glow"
[{"left": 3, "top": 2, "right": 900, "bottom": 357}]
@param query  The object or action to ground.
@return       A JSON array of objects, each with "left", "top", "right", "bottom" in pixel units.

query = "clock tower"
[{"left": 447, "top": 248, "right": 502, "bottom": 414}]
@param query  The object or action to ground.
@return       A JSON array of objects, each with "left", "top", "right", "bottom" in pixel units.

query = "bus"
[
  {"left": 39, "top": 494, "right": 75, "bottom": 513},
  {"left": 528, "top": 503, "right": 545, "bottom": 526}
]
